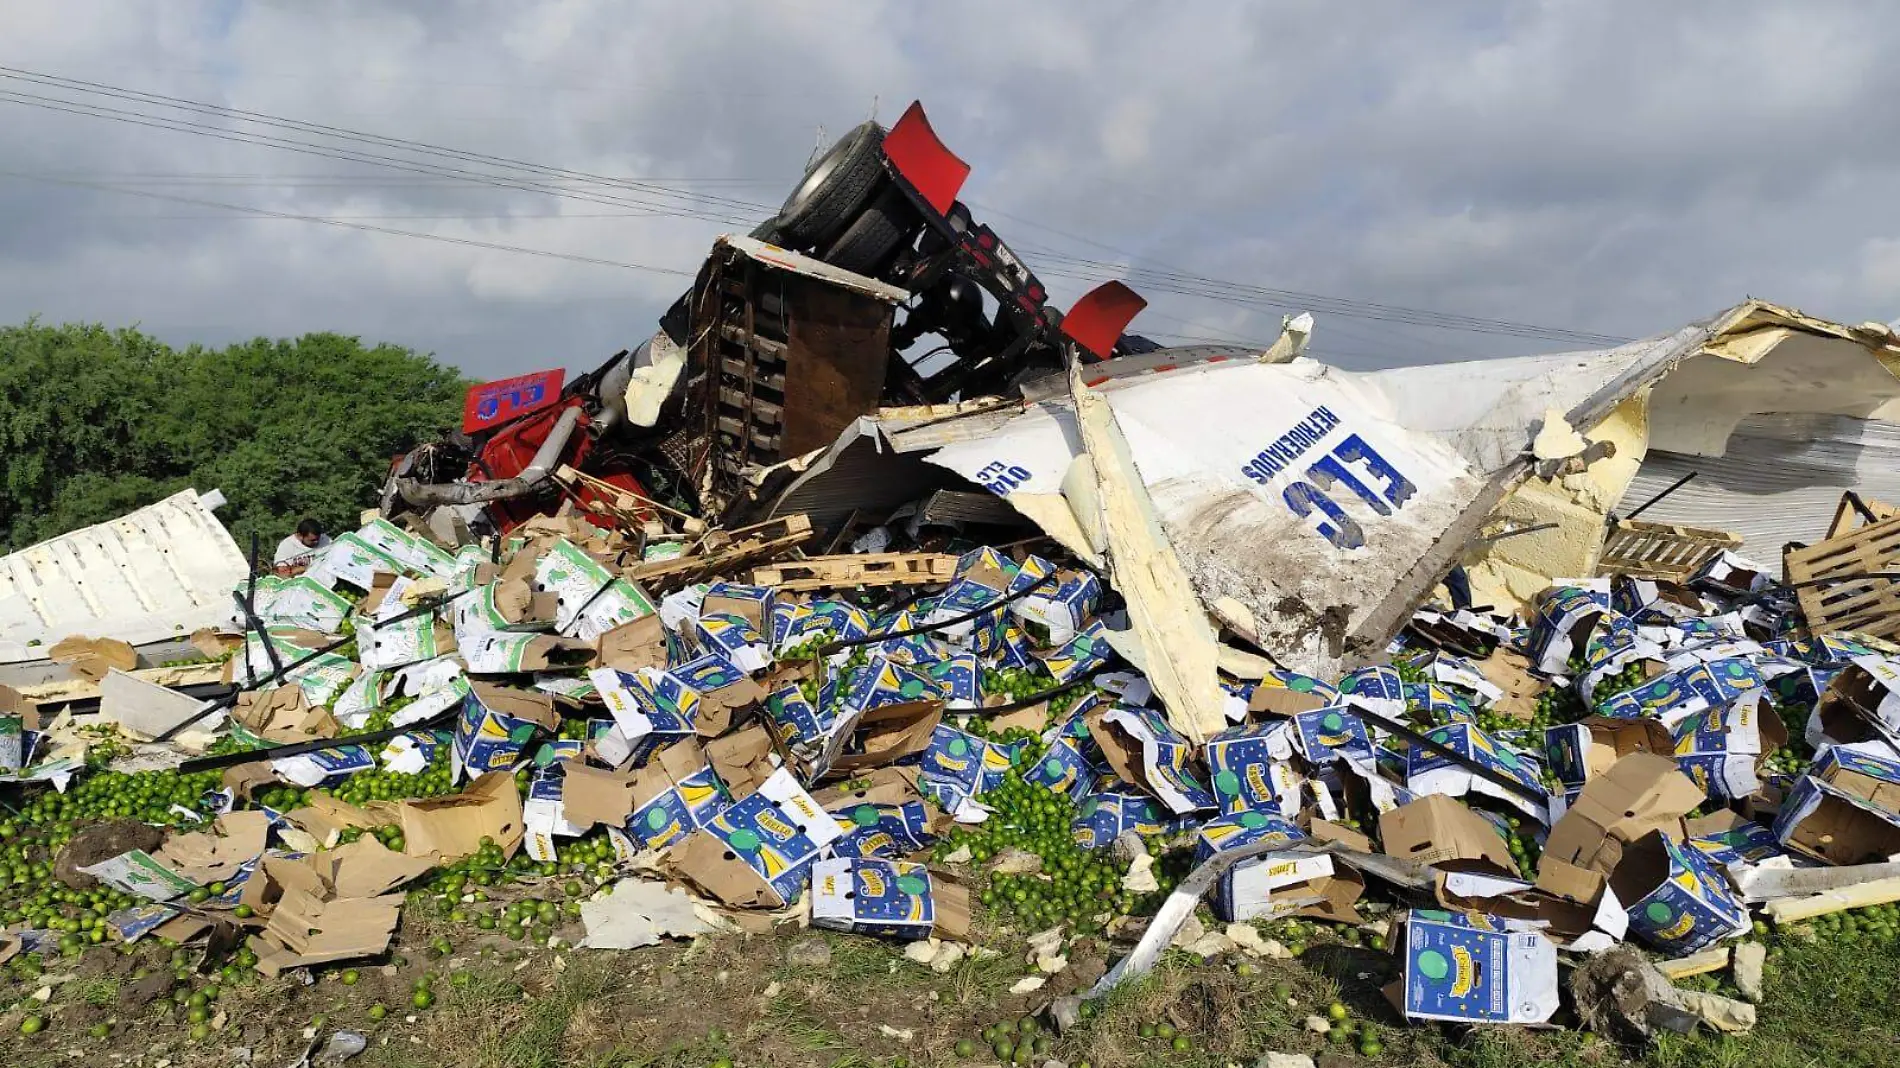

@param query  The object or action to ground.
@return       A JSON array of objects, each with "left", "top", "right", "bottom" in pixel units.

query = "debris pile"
[{"left": 3, "top": 476, "right": 1900, "bottom": 1056}]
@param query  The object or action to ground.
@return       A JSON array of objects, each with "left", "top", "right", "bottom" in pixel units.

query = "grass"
[{"left": 3, "top": 917, "right": 1897, "bottom": 1068}]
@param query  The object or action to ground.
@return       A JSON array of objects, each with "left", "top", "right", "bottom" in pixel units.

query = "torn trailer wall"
[
  {"left": 0, "top": 489, "right": 247, "bottom": 664},
  {"left": 868, "top": 356, "right": 1499, "bottom": 679},
  {"left": 1455, "top": 300, "right": 1900, "bottom": 610}
]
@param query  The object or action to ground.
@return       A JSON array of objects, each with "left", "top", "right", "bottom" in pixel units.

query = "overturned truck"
[{"left": 384, "top": 102, "right": 1154, "bottom": 531}]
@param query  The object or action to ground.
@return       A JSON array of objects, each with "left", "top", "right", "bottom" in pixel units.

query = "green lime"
[
  {"left": 955, "top": 1038, "right": 977, "bottom": 1057},
  {"left": 413, "top": 990, "right": 435, "bottom": 1009},
  {"left": 1327, "top": 1001, "right": 1348, "bottom": 1022},
  {"left": 341, "top": 969, "right": 360, "bottom": 986},
  {"left": 20, "top": 1015, "right": 45, "bottom": 1035},
  {"left": 369, "top": 1005, "right": 388, "bottom": 1021}
]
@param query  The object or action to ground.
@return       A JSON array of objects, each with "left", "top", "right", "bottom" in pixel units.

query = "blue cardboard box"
[
  {"left": 1407, "top": 722, "right": 1547, "bottom": 822},
  {"left": 450, "top": 683, "right": 560, "bottom": 782},
  {"left": 1192, "top": 810, "right": 1315, "bottom": 921},
  {"left": 1615, "top": 831, "right": 1749, "bottom": 955},
  {"left": 1087, "top": 705, "right": 1216, "bottom": 815},
  {"left": 669, "top": 767, "right": 844, "bottom": 908},
  {"left": 1291, "top": 705, "right": 1375, "bottom": 768},
  {"left": 1071, "top": 779, "right": 1171, "bottom": 849},
  {"left": 810, "top": 858, "right": 969, "bottom": 940},
  {"left": 1773, "top": 773, "right": 1900, "bottom": 865},
  {"left": 1398, "top": 910, "right": 1559, "bottom": 1023},
  {"left": 1205, "top": 721, "right": 1302, "bottom": 817}
]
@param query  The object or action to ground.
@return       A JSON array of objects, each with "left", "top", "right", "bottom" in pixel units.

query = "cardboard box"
[
  {"left": 700, "top": 582, "right": 777, "bottom": 636},
  {"left": 919, "top": 652, "right": 981, "bottom": 710},
  {"left": 48, "top": 634, "right": 140, "bottom": 681},
  {"left": 1612, "top": 831, "right": 1749, "bottom": 954},
  {"left": 1192, "top": 810, "right": 1313, "bottom": 921},
  {"left": 255, "top": 575, "right": 355, "bottom": 633},
  {"left": 1086, "top": 705, "right": 1216, "bottom": 815},
  {"left": 590, "top": 667, "right": 696, "bottom": 766},
  {"left": 667, "top": 768, "right": 843, "bottom": 908},
  {"left": 810, "top": 858, "right": 969, "bottom": 939},
  {"left": 1010, "top": 569, "right": 1102, "bottom": 648},
  {"left": 815, "top": 768, "right": 941, "bottom": 860},
  {"left": 1814, "top": 740, "right": 1900, "bottom": 814},
  {"left": 157, "top": 811, "right": 270, "bottom": 885},
  {"left": 1290, "top": 705, "right": 1375, "bottom": 767},
  {"left": 1684, "top": 809, "right": 1787, "bottom": 869},
  {"left": 1405, "top": 721, "right": 1547, "bottom": 821},
  {"left": 1543, "top": 716, "right": 1675, "bottom": 802},
  {"left": 1808, "top": 655, "right": 1900, "bottom": 748},
  {"left": 1034, "top": 619, "right": 1113, "bottom": 684},
  {"left": 77, "top": 850, "right": 199, "bottom": 902},
  {"left": 621, "top": 740, "right": 727, "bottom": 851},
  {"left": 1396, "top": 911, "right": 1559, "bottom": 1024},
  {"left": 1379, "top": 795, "right": 1518, "bottom": 876},
  {"left": 1205, "top": 721, "right": 1302, "bottom": 817},
  {"left": 1773, "top": 773, "right": 1900, "bottom": 865},
  {"left": 303, "top": 531, "right": 404, "bottom": 590},
  {"left": 250, "top": 888, "right": 405, "bottom": 976},
  {"left": 1670, "top": 690, "right": 1788, "bottom": 801},
  {"left": 1527, "top": 584, "right": 1613, "bottom": 675},
  {"left": 596, "top": 613, "right": 670, "bottom": 672},
  {"left": 1070, "top": 779, "right": 1173, "bottom": 848},
  {"left": 705, "top": 722, "right": 781, "bottom": 801},
  {"left": 271, "top": 744, "right": 376, "bottom": 789},
  {"left": 459, "top": 631, "right": 595, "bottom": 674},
  {"left": 917, "top": 723, "right": 1006, "bottom": 801},
  {"left": 659, "top": 653, "right": 767, "bottom": 737},
  {"left": 397, "top": 769, "right": 524, "bottom": 861},
  {"left": 358, "top": 614, "right": 457, "bottom": 672},
  {"left": 1023, "top": 716, "right": 1105, "bottom": 799},
  {"left": 828, "top": 697, "right": 944, "bottom": 775},
  {"left": 452, "top": 683, "right": 559, "bottom": 781},
  {"left": 694, "top": 612, "right": 772, "bottom": 673},
  {"left": 1542, "top": 752, "right": 1703, "bottom": 876}
]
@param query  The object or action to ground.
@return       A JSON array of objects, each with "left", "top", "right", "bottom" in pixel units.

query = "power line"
[
  {"left": 0, "top": 88, "right": 764, "bottom": 228},
  {"left": 3, "top": 171, "right": 696, "bottom": 278},
  {"left": 0, "top": 66, "right": 781, "bottom": 217}
]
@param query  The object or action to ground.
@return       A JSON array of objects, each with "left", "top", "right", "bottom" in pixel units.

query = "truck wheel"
[
  {"left": 775, "top": 122, "right": 887, "bottom": 249},
  {"left": 819, "top": 183, "right": 916, "bottom": 275}
]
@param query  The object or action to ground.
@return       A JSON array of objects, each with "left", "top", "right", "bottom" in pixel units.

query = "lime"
[
  {"left": 20, "top": 1015, "right": 45, "bottom": 1035},
  {"left": 413, "top": 990, "right": 435, "bottom": 1009}
]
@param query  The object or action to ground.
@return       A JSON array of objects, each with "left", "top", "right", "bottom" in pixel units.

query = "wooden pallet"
[
  {"left": 552, "top": 465, "right": 707, "bottom": 536},
  {"left": 1786, "top": 512, "right": 1900, "bottom": 639},
  {"left": 1598, "top": 519, "right": 1741, "bottom": 582},
  {"left": 622, "top": 513, "right": 813, "bottom": 590},
  {"left": 751, "top": 553, "right": 958, "bottom": 591},
  {"left": 1825, "top": 491, "right": 1900, "bottom": 540}
]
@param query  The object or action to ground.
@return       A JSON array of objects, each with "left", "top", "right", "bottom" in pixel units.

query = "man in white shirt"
[{"left": 273, "top": 518, "right": 331, "bottom": 575}]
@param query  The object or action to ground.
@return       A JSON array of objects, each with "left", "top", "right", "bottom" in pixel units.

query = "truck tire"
[
  {"left": 819, "top": 183, "right": 915, "bottom": 275},
  {"left": 774, "top": 122, "right": 887, "bottom": 249}
]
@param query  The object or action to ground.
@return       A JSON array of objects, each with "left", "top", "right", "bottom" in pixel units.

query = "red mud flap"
[
  {"left": 882, "top": 102, "right": 970, "bottom": 217},
  {"left": 1062, "top": 281, "right": 1148, "bottom": 361}
]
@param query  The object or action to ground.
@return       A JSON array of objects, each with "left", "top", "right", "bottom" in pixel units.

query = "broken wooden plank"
[
  {"left": 1066, "top": 357, "right": 1228, "bottom": 742},
  {"left": 1764, "top": 874, "right": 1900, "bottom": 923},
  {"left": 750, "top": 553, "right": 957, "bottom": 592},
  {"left": 1656, "top": 947, "right": 1731, "bottom": 980},
  {"left": 623, "top": 514, "right": 814, "bottom": 589},
  {"left": 1826, "top": 491, "right": 1900, "bottom": 540}
]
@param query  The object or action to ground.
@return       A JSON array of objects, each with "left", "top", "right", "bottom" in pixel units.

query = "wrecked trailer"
[
  {"left": 384, "top": 101, "right": 1151, "bottom": 533},
  {"left": 750, "top": 300, "right": 1900, "bottom": 679}
]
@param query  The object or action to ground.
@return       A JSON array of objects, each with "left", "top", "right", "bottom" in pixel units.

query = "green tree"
[{"left": 0, "top": 321, "right": 467, "bottom": 554}]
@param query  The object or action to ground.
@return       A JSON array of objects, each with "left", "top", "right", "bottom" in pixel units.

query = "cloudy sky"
[{"left": 3, "top": 0, "right": 1898, "bottom": 379}]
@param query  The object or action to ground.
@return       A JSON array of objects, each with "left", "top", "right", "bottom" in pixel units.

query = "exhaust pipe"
[{"left": 395, "top": 405, "right": 583, "bottom": 507}]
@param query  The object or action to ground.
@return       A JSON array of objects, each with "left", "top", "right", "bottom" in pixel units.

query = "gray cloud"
[{"left": 2, "top": 0, "right": 1897, "bottom": 379}]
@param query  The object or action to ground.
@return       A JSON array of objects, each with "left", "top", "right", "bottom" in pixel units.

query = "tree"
[{"left": 0, "top": 321, "right": 467, "bottom": 554}]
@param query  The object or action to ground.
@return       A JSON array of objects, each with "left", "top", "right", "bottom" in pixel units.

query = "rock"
[
  {"left": 1732, "top": 941, "right": 1767, "bottom": 1004},
  {"left": 941, "top": 844, "right": 973, "bottom": 865},
  {"left": 1571, "top": 946, "right": 1757, "bottom": 1039},
  {"left": 1303, "top": 1015, "right": 1331, "bottom": 1034},
  {"left": 314, "top": 1031, "right": 368, "bottom": 1066},
  {"left": 785, "top": 936, "right": 832, "bottom": 969},
  {"left": 990, "top": 849, "right": 1043, "bottom": 875},
  {"left": 1036, "top": 953, "right": 1069, "bottom": 975},
  {"left": 1259, "top": 1055, "right": 1317, "bottom": 1068},
  {"left": 1675, "top": 990, "right": 1756, "bottom": 1033},
  {"left": 1170, "top": 912, "right": 1207, "bottom": 949},
  {"left": 1069, "top": 955, "right": 1107, "bottom": 989},
  {"left": 1121, "top": 854, "right": 1160, "bottom": 893},
  {"left": 1010, "top": 975, "right": 1046, "bottom": 995},
  {"left": 54, "top": 820, "right": 163, "bottom": 889},
  {"left": 1112, "top": 830, "right": 1149, "bottom": 865},
  {"left": 118, "top": 971, "right": 173, "bottom": 1009}
]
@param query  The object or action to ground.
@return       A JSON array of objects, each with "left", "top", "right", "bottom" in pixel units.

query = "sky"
[{"left": 4, "top": 0, "right": 1900, "bottom": 379}]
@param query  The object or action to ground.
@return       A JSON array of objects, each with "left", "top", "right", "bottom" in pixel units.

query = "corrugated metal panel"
[
  {"left": 0, "top": 490, "right": 247, "bottom": 662},
  {"left": 1625, "top": 414, "right": 1900, "bottom": 562}
]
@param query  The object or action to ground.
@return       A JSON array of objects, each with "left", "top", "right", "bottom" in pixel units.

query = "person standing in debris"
[{"left": 273, "top": 518, "right": 331, "bottom": 575}]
